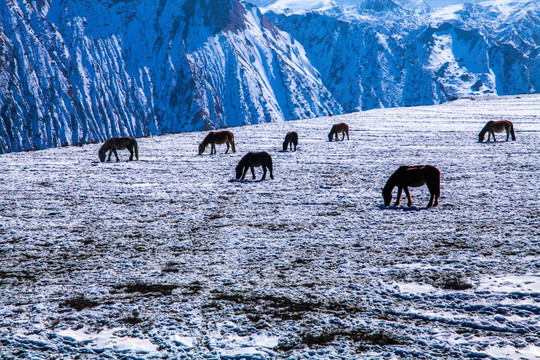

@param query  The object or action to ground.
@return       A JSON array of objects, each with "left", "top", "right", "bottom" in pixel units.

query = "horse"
[
  {"left": 198, "top": 131, "right": 236, "bottom": 155},
  {"left": 282, "top": 131, "right": 298, "bottom": 151},
  {"left": 98, "top": 137, "right": 139, "bottom": 162},
  {"left": 235, "top": 152, "right": 274, "bottom": 181},
  {"left": 382, "top": 165, "right": 440, "bottom": 208},
  {"left": 328, "top": 122, "right": 349, "bottom": 141},
  {"left": 478, "top": 120, "right": 516, "bottom": 142}
]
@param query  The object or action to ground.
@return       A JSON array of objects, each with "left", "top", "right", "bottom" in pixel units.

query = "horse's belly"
[{"left": 409, "top": 180, "right": 426, "bottom": 187}]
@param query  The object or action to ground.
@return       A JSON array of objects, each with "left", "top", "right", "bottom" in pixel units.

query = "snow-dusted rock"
[{"left": 0, "top": 0, "right": 340, "bottom": 153}]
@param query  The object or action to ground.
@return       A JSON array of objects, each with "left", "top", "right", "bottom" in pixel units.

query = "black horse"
[
  {"left": 98, "top": 137, "right": 139, "bottom": 162},
  {"left": 382, "top": 165, "right": 440, "bottom": 208},
  {"left": 235, "top": 152, "right": 274, "bottom": 180},
  {"left": 282, "top": 131, "right": 298, "bottom": 151}
]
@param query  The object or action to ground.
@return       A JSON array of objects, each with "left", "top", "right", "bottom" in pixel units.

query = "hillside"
[
  {"left": 0, "top": 94, "right": 539, "bottom": 359},
  {"left": 1, "top": 0, "right": 538, "bottom": 153}
]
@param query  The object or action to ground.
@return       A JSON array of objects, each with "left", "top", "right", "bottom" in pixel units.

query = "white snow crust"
[{"left": 0, "top": 94, "right": 539, "bottom": 359}]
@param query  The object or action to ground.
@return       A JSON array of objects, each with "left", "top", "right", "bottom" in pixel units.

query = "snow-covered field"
[{"left": 0, "top": 94, "right": 539, "bottom": 359}]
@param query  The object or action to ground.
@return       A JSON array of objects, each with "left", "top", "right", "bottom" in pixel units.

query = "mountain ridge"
[{"left": 0, "top": 0, "right": 538, "bottom": 153}]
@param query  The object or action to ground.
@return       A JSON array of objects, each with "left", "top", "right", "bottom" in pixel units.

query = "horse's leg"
[
  {"left": 211, "top": 143, "right": 216, "bottom": 155},
  {"left": 113, "top": 149, "right": 120, "bottom": 162},
  {"left": 261, "top": 166, "right": 267, "bottom": 180},
  {"left": 346, "top": 130, "right": 350, "bottom": 140},
  {"left": 225, "top": 142, "right": 230, "bottom": 154},
  {"left": 394, "top": 187, "right": 402, "bottom": 206},
  {"left": 107, "top": 150, "right": 113, "bottom": 162},
  {"left": 404, "top": 187, "right": 413, "bottom": 207},
  {"left": 492, "top": 132, "right": 496, "bottom": 142},
  {"left": 341, "top": 132, "right": 345, "bottom": 141},
  {"left": 128, "top": 146, "right": 134, "bottom": 161},
  {"left": 505, "top": 128, "right": 509, "bottom": 141},
  {"left": 427, "top": 193, "right": 434, "bottom": 208},
  {"left": 250, "top": 166, "right": 256, "bottom": 179},
  {"left": 241, "top": 167, "right": 248, "bottom": 180}
]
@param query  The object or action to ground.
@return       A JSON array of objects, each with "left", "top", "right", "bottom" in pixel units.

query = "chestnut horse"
[
  {"left": 478, "top": 120, "right": 515, "bottom": 142},
  {"left": 282, "top": 131, "right": 298, "bottom": 151},
  {"left": 98, "top": 137, "right": 139, "bottom": 162},
  {"left": 328, "top": 122, "right": 349, "bottom": 141},
  {"left": 199, "top": 131, "right": 236, "bottom": 154},
  {"left": 382, "top": 165, "right": 440, "bottom": 208},
  {"left": 236, "top": 152, "right": 273, "bottom": 180}
]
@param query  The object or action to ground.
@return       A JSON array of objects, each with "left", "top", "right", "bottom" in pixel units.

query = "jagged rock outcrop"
[
  {"left": 0, "top": 0, "right": 340, "bottom": 153},
  {"left": 266, "top": 0, "right": 539, "bottom": 112}
]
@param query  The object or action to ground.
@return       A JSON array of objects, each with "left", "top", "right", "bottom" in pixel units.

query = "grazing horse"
[
  {"left": 328, "top": 122, "right": 349, "bottom": 141},
  {"left": 478, "top": 120, "right": 516, "bottom": 142},
  {"left": 235, "top": 152, "right": 274, "bottom": 181},
  {"left": 382, "top": 165, "right": 440, "bottom": 208},
  {"left": 198, "top": 131, "right": 236, "bottom": 155},
  {"left": 98, "top": 137, "right": 139, "bottom": 162},
  {"left": 282, "top": 131, "right": 298, "bottom": 151}
]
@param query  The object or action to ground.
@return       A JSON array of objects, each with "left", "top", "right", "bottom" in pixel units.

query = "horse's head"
[
  {"left": 235, "top": 164, "right": 243, "bottom": 180},
  {"left": 98, "top": 149, "right": 106, "bottom": 162},
  {"left": 328, "top": 132, "right": 333, "bottom": 141},
  {"left": 478, "top": 132, "right": 485, "bottom": 142},
  {"left": 198, "top": 143, "right": 205, "bottom": 155},
  {"left": 282, "top": 141, "right": 288, "bottom": 151},
  {"left": 382, "top": 187, "right": 392, "bottom": 207}
]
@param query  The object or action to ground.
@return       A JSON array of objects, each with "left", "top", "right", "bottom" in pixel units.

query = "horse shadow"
[
  {"left": 229, "top": 179, "right": 268, "bottom": 183},
  {"left": 379, "top": 205, "right": 425, "bottom": 211}
]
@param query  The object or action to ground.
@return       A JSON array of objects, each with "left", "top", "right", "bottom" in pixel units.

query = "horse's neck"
[{"left": 383, "top": 178, "right": 396, "bottom": 193}]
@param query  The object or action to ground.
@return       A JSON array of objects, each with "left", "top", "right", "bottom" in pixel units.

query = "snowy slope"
[
  {"left": 0, "top": 94, "right": 539, "bottom": 359},
  {"left": 0, "top": 0, "right": 340, "bottom": 154}
]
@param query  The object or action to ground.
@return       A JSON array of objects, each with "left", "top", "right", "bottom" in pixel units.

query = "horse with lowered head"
[
  {"left": 199, "top": 131, "right": 236, "bottom": 154},
  {"left": 382, "top": 165, "right": 440, "bottom": 208},
  {"left": 478, "top": 120, "right": 515, "bottom": 142},
  {"left": 328, "top": 122, "right": 349, "bottom": 141},
  {"left": 282, "top": 131, "right": 298, "bottom": 151},
  {"left": 98, "top": 137, "right": 139, "bottom": 162},
  {"left": 236, "top": 152, "right": 274, "bottom": 181}
]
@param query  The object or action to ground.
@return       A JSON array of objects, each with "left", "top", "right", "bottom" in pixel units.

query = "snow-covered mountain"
[
  {"left": 0, "top": 0, "right": 340, "bottom": 153},
  {"left": 265, "top": 0, "right": 539, "bottom": 112},
  {"left": 0, "top": 0, "right": 538, "bottom": 153}
]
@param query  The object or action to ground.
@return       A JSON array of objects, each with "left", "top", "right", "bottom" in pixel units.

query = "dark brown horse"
[
  {"left": 478, "top": 120, "right": 515, "bottom": 142},
  {"left": 328, "top": 122, "right": 349, "bottom": 141},
  {"left": 382, "top": 165, "right": 440, "bottom": 208},
  {"left": 199, "top": 131, "right": 236, "bottom": 154},
  {"left": 98, "top": 137, "right": 139, "bottom": 162},
  {"left": 282, "top": 131, "right": 298, "bottom": 151},
  {"left": 236, "top": 152, "right": 274, "bottom": 180}
]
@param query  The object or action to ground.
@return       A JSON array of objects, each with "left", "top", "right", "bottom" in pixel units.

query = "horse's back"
[
  {"left": 104, "top": 136, "right": 135, "bottom": 148},
  {"left": 393, "top": 165, "right": 439, "bottom": 186},
  {"left": 333, "top": 122, "right": 348, "bottom": 131},
  {"left": 286, "top": 131, "right": 298, "bottom": 142},
  {"left": 242, "top": 151, "right": 272, "bottom": 166}
]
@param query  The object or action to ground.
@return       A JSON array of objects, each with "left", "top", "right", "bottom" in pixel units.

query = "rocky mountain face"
[
  {"left": 0, "top": 0, "right": 340, "bottom": 153},
  {"left": 0, "top": 0, "right": 537, "bottom": 153},
  {"left": 266, "top": 0, "right": 539, "bottom": 112}
]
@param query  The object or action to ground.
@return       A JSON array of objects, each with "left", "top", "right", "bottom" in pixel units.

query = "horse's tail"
[
  {"left": 431, "top": 166, "right": 441, "bottom": 196},
  {"left": 509, "top": 123, "right": 516, "bottom": 140},
  {"left": 230, "top": 133, "right": 236, "bottom": 153},
  {"left": 134, "top": 139, "right": 139, "bottom": 160}
]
